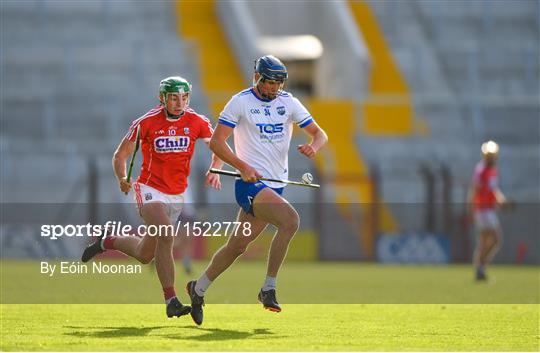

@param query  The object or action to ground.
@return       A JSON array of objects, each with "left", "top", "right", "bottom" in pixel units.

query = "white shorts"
[
  {"left": 133, "top": 182, "right": 184, "bottom": 223},
  {"left": 474, "top": 209, "right": 500, "bottom": 232}
]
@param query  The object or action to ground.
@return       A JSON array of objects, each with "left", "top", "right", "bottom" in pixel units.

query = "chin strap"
[
  {"left": 160, "top": 93, "right": 188, "bottom": 120},
  {"left": 165, "top": 108, "right": 184, "bottom": 120}
]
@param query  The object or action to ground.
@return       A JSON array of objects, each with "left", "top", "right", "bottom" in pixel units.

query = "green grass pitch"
[{"left": 1, "top": 261, "right": 538, "bottom": 351}]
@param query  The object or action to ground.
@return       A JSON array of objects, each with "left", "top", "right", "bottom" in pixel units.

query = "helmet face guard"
[
  {"left": 254, "top": 55, "right": 288, "bottom": 99},
  {"left": 254, "top": 75, "right": 285, "bottom": 99},
  {"left": 159, "top": 76, "right": 192, "bottom": 116}
]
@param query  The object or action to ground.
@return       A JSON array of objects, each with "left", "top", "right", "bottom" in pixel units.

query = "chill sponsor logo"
[
  {"left": 256, "top": 123, "right": 285, "bottom": 141},
  {"left": 154, "top": 136, "right": 190, "bottom": 153}
]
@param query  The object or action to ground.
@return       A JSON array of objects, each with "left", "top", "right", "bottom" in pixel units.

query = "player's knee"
[
  {"left": 286, "top": 218, "right": 300, "bottom": 235},
  {"left": 279, "top": 211, "right": 299, "bottom": 235}
]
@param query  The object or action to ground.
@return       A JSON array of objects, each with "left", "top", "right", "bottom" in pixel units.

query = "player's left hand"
[
  {"left": 205, "top": 171, "right": 222, "bottom": 190},
  {"left": 297, "top": 144, "right": 316, "bottom": 159}
]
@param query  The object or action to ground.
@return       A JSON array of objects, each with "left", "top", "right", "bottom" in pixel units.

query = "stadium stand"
[
  {"left": 1, "top": 0, "right": 207, "bottom": 203},
  {"left": 1, "top": 0, "right": 538, "bottom": 263}
]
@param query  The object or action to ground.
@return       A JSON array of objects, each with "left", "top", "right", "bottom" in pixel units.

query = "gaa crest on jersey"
[
  {"left": 184, "top": 127, "right": 190, "bottom": 135},
  {"left": 277, "top": 106, "right": 286, "bottom": 116},
  {"left": 154, "top": 136, "right": 190, "bottom": 153},
  {"left": 145, "top": 193, "right": 152, "bottom": 201}
]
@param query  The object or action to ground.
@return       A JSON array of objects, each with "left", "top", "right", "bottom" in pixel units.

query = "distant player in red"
[
  {"left": 81, "top": 76, "right": 222, "bottom": 318},
  {"left": 468, "top": 140, "right": 507, "bottom": 281}
]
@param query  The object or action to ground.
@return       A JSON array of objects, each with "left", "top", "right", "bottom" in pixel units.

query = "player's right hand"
[
  {"left": 239, "top": 165, "right": 262, "bottom": 183},
  {"left": 119, "top": 178, "right": 132, "bottom": 194}
]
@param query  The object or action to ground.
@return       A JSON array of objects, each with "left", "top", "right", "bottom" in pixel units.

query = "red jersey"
[
  {"left": 125, "top": 106, "right": 213, "bottom": 195},
  {"left": 472, "top": 161, "right": 498, "bottom": 210}
]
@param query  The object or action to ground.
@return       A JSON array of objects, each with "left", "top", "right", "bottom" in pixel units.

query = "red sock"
[
  {"left": 163, "top": 287, "right": 176, "bottom": 301},
  {"left": 103, "top": 236, "right": 117, "bottom": 250}
]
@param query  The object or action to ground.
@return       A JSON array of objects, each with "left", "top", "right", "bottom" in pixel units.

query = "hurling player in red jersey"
[
  {"left": 468, "top": 140, "right": 507, "bottom": 281},
  {"left": 82, "top": 77, "right": 222, "bottom": 318}
]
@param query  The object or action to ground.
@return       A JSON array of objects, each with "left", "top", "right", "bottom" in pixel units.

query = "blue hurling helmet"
[{"left": 254, "top": 55, "right": 288, "bottom": 82}]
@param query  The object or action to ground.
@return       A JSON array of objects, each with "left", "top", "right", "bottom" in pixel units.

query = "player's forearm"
[
  {"left": 112, "top": 153, "right": 128, "bottom": 181},
  {"left": 309, "top": 129, "right": 328, "bottom": 153},
  {"left": 112, "top": 138, "right": 136, "bottom": 182},
  {"left": 209, "top": 139, "right": 249, "bottom": 172},
  {"left": 209, "top": 153, "right": 224, "bottom": 170}
]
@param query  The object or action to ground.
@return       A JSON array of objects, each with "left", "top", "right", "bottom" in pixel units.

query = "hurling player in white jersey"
[{"left": 186, "top": 55, "right": 328, "bottom": 325}]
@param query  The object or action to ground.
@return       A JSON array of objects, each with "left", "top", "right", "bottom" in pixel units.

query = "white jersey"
[{"left": 218, "top": 88, "right": 314, "bottom": 188}]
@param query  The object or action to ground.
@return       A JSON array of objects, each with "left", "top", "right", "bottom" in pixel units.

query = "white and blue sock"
[
  {"left": 194, "top": 273, "right": 212, "bottom": 297},
  {"left": 262, "top": 276, "right": 276, "bottom": 292}
]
